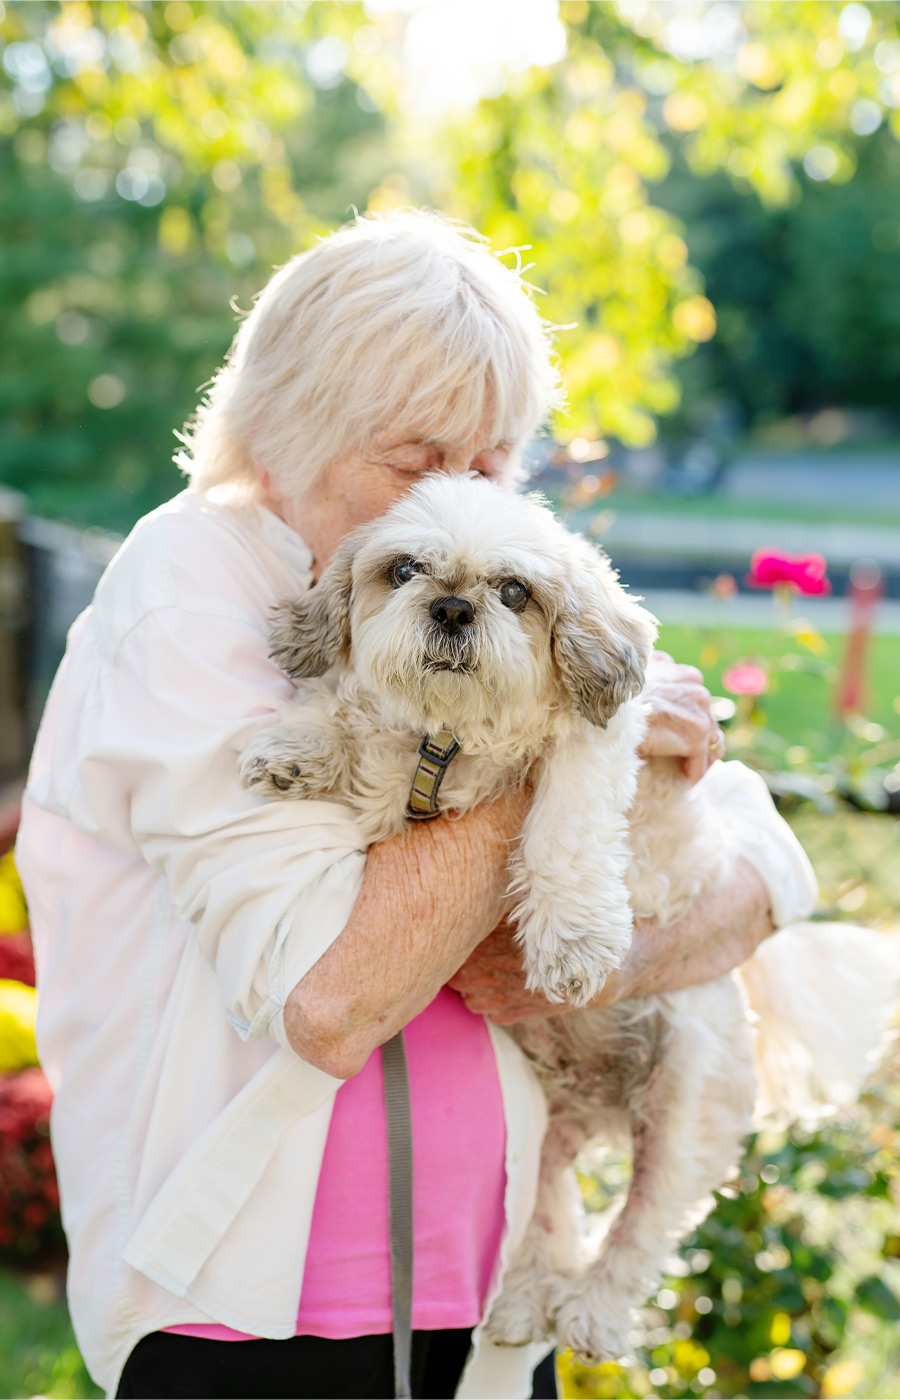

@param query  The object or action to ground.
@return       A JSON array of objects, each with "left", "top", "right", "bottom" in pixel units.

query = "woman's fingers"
[
  {"left": 449, "top": 921, "right": 555, "bottom": 1021},
  {"left": 640, "top": 652, "right": 720, "bottom": 785}
]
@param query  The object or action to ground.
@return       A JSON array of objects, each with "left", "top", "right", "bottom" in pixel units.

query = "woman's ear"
[
  {"left": 268, "top": 538, "right": 355, "bottom": 678},
  {"left": 552, "top": 545, "right": 657, "bottom": 727}
]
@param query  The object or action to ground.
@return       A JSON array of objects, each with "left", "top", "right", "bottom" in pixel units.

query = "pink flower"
[
  {"left": 747, "top": 548, "right": 831, "bottom": 596},
  {"left": 711, "top": 573, "right": 738, "bottom": 599},
  {"left": 722, "top": 662, "right": 768, "bottom": 697}
]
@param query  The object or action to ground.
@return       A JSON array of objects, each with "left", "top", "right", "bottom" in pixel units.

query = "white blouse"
[{"left": 17, "top": 488, "right": 818, "bottom": 1398}]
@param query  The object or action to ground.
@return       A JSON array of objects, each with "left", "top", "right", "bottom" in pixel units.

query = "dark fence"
[{"left": 0, "top": 493, "right": 121, "bottom": 782}]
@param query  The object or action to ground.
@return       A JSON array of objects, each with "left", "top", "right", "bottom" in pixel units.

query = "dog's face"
[{"left": 270, "top": 474, "right": 657, "bottom": 733}]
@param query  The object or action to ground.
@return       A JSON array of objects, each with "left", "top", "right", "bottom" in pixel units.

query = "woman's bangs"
[{"left": 369, "top": 311, "right": 534, "bottom": 455}]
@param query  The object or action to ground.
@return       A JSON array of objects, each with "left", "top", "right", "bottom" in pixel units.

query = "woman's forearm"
[
  {"left": 598, "top": 857, "right": 774, "bottom": 1004},
  {"left": 448, "top": 857, "right": 774, "bottom": 1024},
  {"left": 283, "top": 791, "right": 528, "bottom": 1077}
]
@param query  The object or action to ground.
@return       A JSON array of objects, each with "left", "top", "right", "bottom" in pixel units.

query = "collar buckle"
[
  {"left": 406, "top": 729, "right": 462, "bottom": 821},
  {"left": 417, "top": 733, "right": 460, "bottom": 767}
]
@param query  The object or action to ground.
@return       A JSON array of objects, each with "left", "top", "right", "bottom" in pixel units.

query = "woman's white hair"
[{"left": 176, "top": 208, "right": 562, "bottom": 498}]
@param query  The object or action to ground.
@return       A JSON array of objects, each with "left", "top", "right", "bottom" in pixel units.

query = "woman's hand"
[
  {"left": 447, "top": 919, "right": 556, "bottom": 1024},
  {"left": 639, "top": 650, "right": 724, "bottom": 785},
  {"left": 449, "top": 859, "right": 775, "bottom": 1024}
]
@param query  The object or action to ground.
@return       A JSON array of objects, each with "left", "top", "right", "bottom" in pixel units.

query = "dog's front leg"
[
  {"left": 239, "top": 701, "right": 350, "bottom": 801},
  {"left": 511, "top": 709, "right": 643, "bottom": 1006}
]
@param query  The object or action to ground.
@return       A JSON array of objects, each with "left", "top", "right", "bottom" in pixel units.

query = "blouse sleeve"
[
  {"left": 45, "top": 603, "right": 368, "bottom": 1049},
  {"left": 694, "top": 759, "right": 818, "bottom": 927}
]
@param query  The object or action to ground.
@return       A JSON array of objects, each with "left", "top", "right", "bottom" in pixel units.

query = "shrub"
[{"left": 0, "top": 1067, "right": 64, "bottom": 1267}]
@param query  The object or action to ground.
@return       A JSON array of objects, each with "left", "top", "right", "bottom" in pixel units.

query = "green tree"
[
  {"left": 0, "top": 0, "right": 393, "bottom": 528},
  {"left": 2, "top": 0, "right": 900, "bottom": 525},
  {"left": 441, "top": 0, "right": 900, "bottom": 444}
]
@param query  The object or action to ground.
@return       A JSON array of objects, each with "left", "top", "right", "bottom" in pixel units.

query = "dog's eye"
[
  {"left": 390, "top": 558, "right": 425, "bottom": 588},
  {"left": 498, "top": 579, "right": 529, "bottom": 610}
]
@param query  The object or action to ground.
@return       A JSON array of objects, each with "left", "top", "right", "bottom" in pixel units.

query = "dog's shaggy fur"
[{"left": 239, "top": 474, "right": 887, "bottom": 1362}]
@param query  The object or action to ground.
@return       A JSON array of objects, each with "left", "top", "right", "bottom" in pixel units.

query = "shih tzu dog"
[{"left": 239, "top": 473, "right": 889, "bottom": 1363}]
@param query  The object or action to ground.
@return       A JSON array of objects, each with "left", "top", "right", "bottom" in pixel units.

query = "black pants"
[{"left": 116, "top": 1328, "right": 474, "bottom": 1399}]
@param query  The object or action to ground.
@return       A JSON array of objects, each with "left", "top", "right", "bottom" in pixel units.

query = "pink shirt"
[{"left": 168, "top": 987, "right": 507, "bottom": 1340}]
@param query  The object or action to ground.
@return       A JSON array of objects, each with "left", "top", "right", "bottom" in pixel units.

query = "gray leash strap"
[{"left": 382, "top": 1031, "right": 414, "bottom": 1400}]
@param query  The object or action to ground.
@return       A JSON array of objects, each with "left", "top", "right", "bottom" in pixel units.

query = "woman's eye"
[
  {"left": 383, "top": 446, "right": 441, "bottom": 475},
  {"left": 389, "top": 458, "right": 429, "bottom": 475},
  {"left": 391, "top": 559, "right": 425, "bottom": 588},
  {"left": 471, "top": 448, "right": 509, "bottom": 479},
  {"left": 498, "top": 578, "right": 528, "bottom": 610}
]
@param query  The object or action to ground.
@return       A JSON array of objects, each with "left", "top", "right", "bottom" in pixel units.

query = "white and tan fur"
[
  {"left": 239, "top": 474, "right": 888, "bottom": 1362},
  {"left": 243, "top": 474, "right": 657, "bottom": 1004}
]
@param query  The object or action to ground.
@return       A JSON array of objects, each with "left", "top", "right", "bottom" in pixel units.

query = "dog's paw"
[
  {"left": 548, "top": 1276, "right": 632, "bottom": 1360},
  {"left": 524, "top": 934, "right": 611, "bottom": 1007},
  {"left": 484, "top": 1288, "right": 552, "bottom": 1348},
  {"left": 548, "top": 1273, "right": 633, "bottom": 1365},
  {"left": 240, "top": 752, "right": 308, "bottom": 799},
  {"left": 240, "top": 729, "right": 338, "bottom": 801}
]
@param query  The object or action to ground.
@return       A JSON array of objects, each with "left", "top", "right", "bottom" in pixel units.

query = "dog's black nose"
[{"left": 430, "top": 596, "right": 475, "bottom": 633}]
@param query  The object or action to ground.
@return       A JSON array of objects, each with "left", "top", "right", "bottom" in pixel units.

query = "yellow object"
[
  {"left": 769, "top": 1348, "right": 807, "bottom": 1380},
  {"left": 0, "top": 978, "right": 39, "bottom": 1072},
  {"left": 822, "top": 1359, "right": 865, "bottom": 1398},
  {"left": 674, "top": 1339, "right": 710, "bottom": 1373},
  {"left": 673, "top": 295, "right": 717, "bottom": 343},
  {"left": 787, "top": 619, "right": 830, "bottom": 656},
  {"left": 0, "top": 850, "right": 28, "bottom": 935},
  {"left": 770, "top": 1311, "right": 792, "bottom": 1345}
]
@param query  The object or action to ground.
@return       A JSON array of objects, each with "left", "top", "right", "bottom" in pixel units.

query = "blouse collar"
[{"left": 245, "top": 500, "right": 315, "bottom": 589}]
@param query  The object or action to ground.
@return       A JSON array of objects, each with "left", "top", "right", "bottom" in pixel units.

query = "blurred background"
[{"left": 0, "top": 2, "right": 899, "bottom": 1398}]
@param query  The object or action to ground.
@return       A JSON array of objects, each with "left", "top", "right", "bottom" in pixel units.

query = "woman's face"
[{"left": 261, "top": 430, "right": 514, "bottom": 580}]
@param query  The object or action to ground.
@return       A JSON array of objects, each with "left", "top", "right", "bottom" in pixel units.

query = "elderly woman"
[{"left": 17, "top": 211, "right": 815, "bottom": 1400}]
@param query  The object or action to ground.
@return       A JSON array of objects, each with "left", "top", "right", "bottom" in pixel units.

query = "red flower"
[
  {"left": 0, "top": 932, "right": 35, "bottom": 986},
  {"left": 722, "top": 662, "right": 769, "bottom": 697},
  {"left": 747, "top": 548, "right": 831, "bottom": 596}
]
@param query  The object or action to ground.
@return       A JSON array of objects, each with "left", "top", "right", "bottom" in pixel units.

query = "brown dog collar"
[{"left": 406, "top": 730, "right": 461, "bottom": 820}]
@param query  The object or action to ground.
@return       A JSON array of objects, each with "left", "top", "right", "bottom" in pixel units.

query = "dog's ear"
[
  {"left": 552, "top": 545, "right": 657, "bottom": 727},
  {"left": 268, "top": 538, "right": 355, "bottom": 678}
]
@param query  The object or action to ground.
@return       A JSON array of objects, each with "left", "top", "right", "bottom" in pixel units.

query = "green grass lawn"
[
  {"left": 657, "top": 623, "right": 900, "bottom": 745},
  {"left": 0, "top": 1268, "right": 100, "bottom": 1399}
]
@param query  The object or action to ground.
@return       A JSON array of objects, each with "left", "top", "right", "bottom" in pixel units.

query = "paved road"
[
  {"left": 596, "top": 513, "right": 900, "bottom": 569},
  {"left": 721, "top": 450, "right": 900, "bottom": 507}
]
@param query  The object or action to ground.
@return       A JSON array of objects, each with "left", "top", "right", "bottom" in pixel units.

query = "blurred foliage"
[
  {"left": 0, "top": 0, "right": 393, "bottom": 528},
  {"left": 1, "top": 1, "right": 900, "bottom": 527},
  {"left": 438, "top": 0, "right": 900, "bottom": 445},
  {"left": 564, "top": 1048, "right": 900, "bottom": 1399},
  {"left": 658, "top": 129, "right": 900, "bottom": 431},
  {"left": 0, "top": 1266, "right": 101, "bottom": 1399},
  {"left": 0, "top": 1068, "right": 64, "bottom": 1267},
  {"left": 0, "top": 848, "right": 27, "bottom": 933}
]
